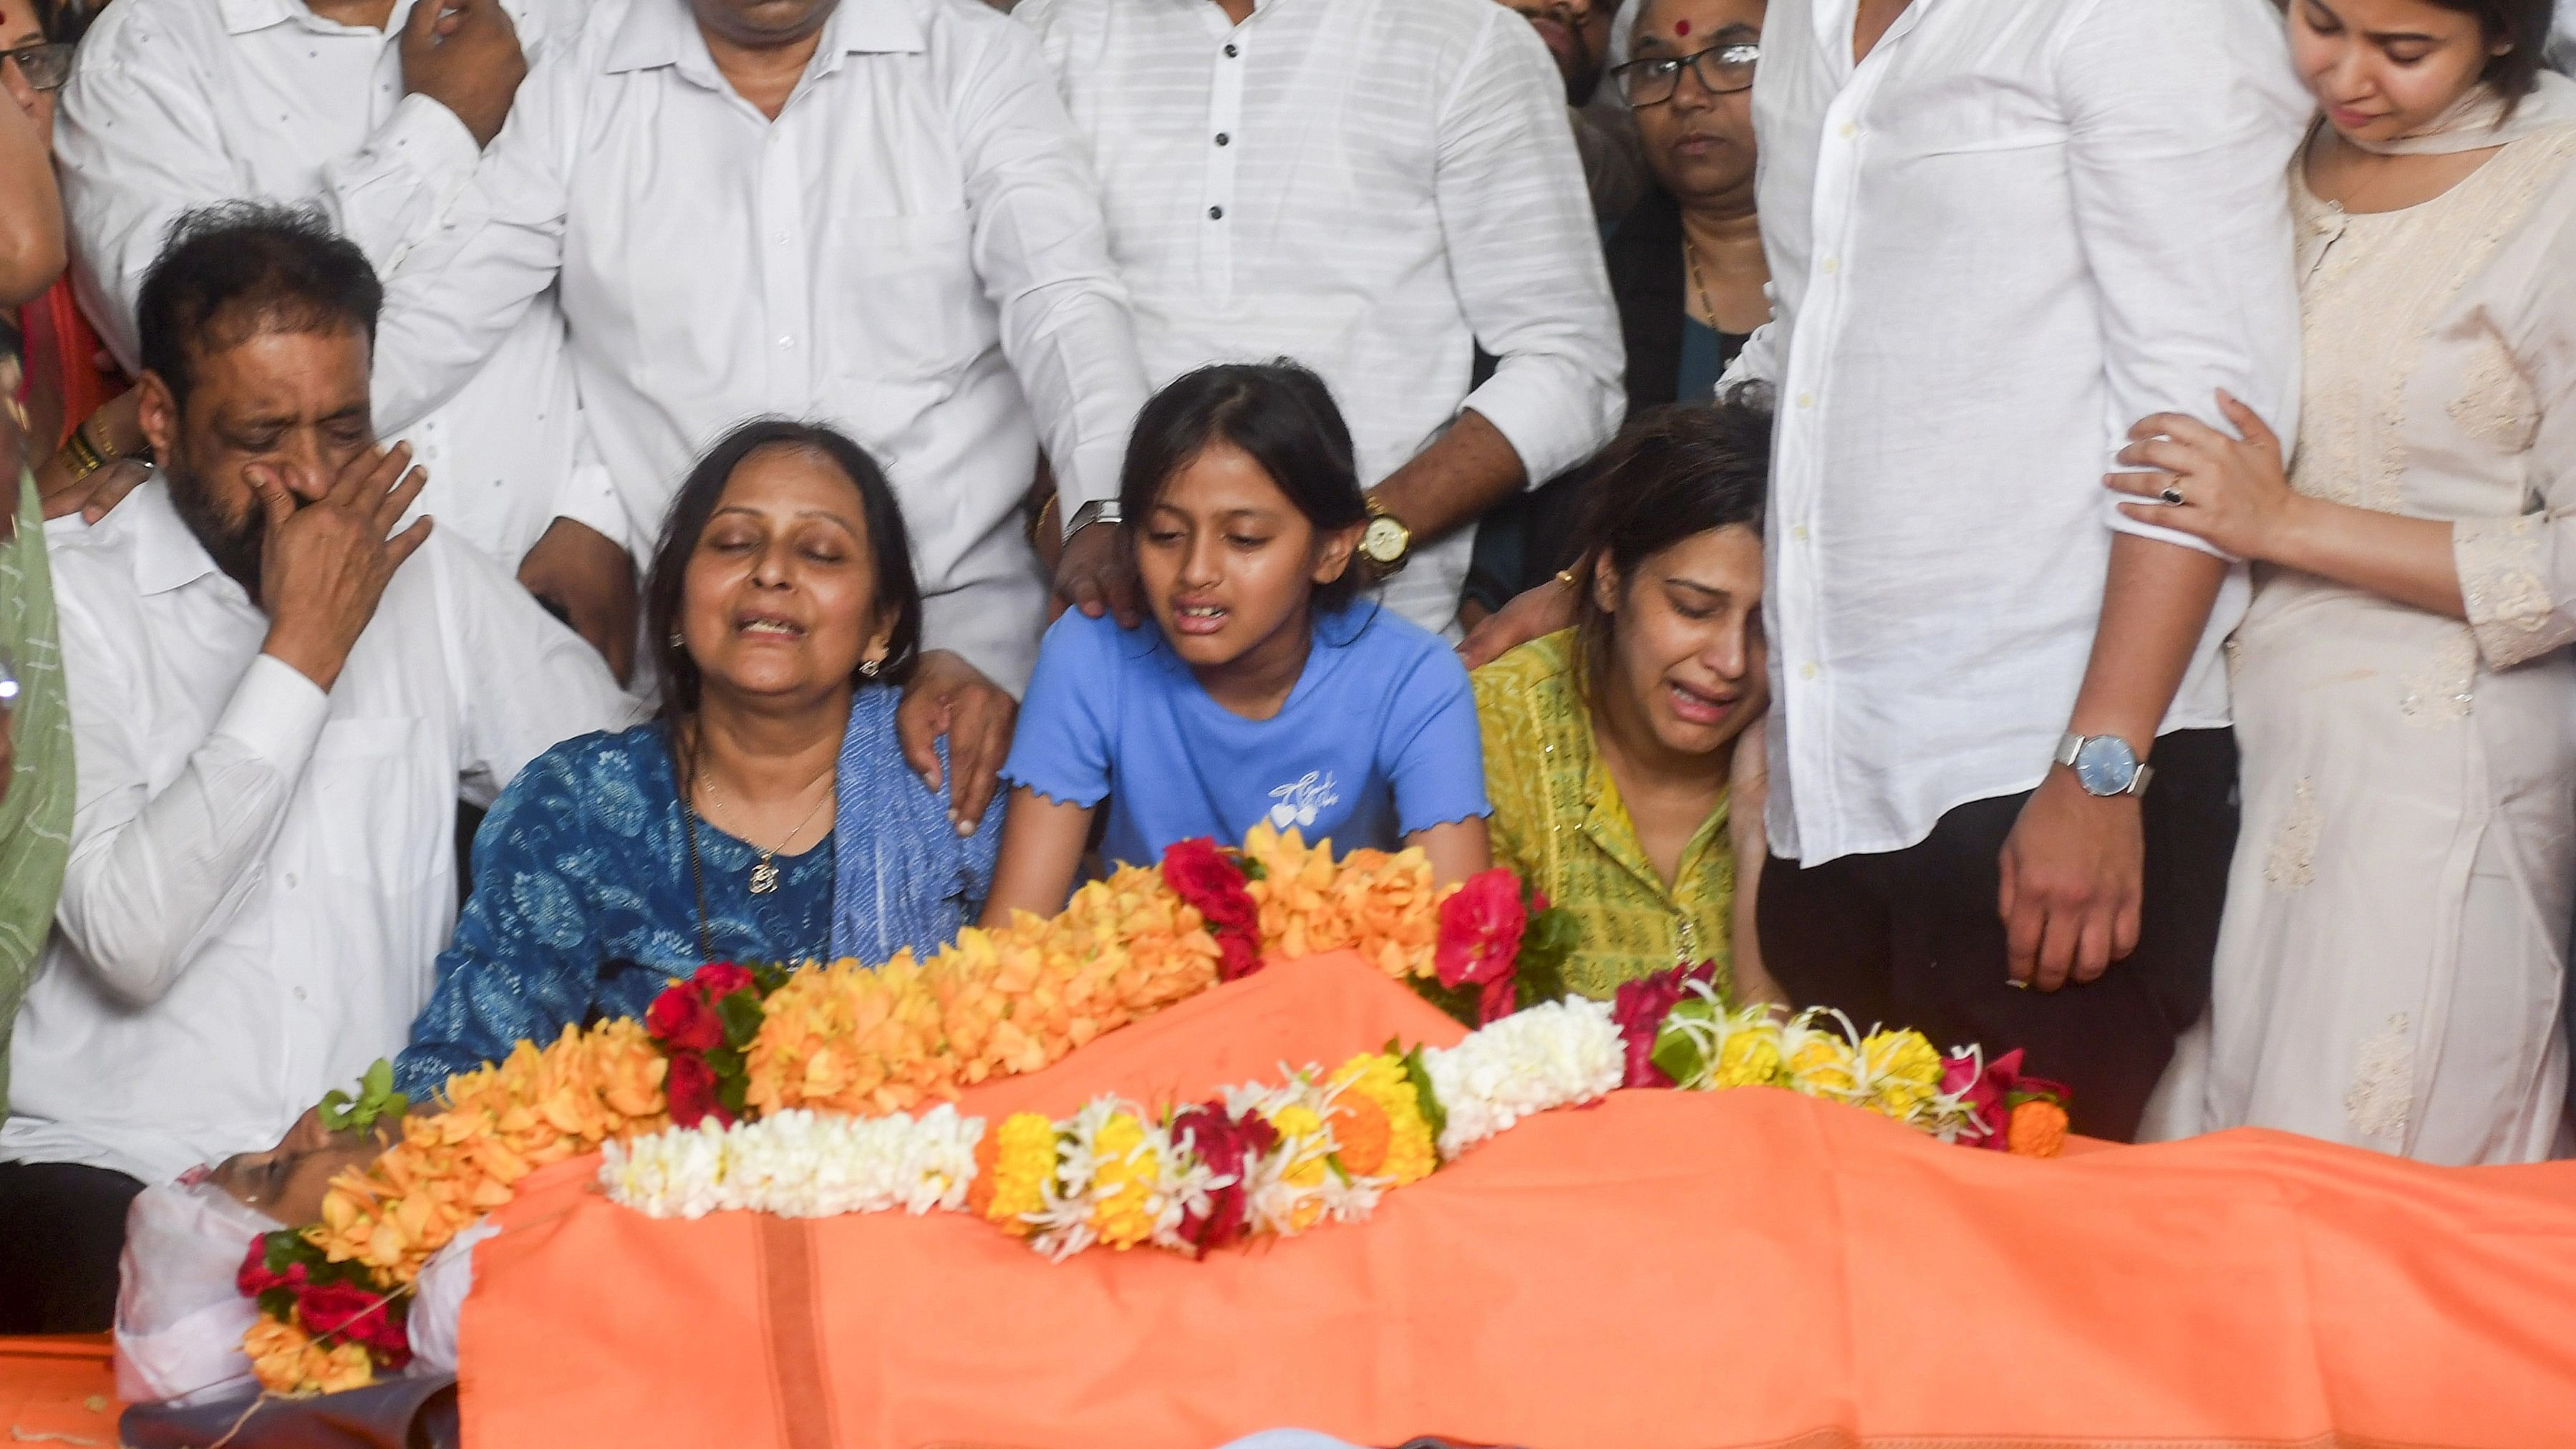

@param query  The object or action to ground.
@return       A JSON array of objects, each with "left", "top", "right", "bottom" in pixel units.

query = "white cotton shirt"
[
  {"left": 1728, "top": 0, "right": 2308, "bottom": 864},
  {"left": 52, "top": 0, "right": 623, "bottom": 568},
  {"left": 2, "top": 490, "right": 639, "bottom": 1186},
  {"left": 370, "top": 0, "right": 1153, "bottom": 692},
  {"left": 1014, "top": 0, "right": 1624, "bottom": 636}
]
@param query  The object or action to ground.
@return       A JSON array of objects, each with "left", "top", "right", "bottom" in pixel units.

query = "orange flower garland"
[{"left": 253, "top": 828, "right": 1443, "bottom": 1393}]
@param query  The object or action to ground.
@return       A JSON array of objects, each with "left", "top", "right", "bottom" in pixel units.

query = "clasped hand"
[
  {"left": 2103, "top": 389, "right": 2298, "bottom": 561},
  {"left": 257, "top": 442, "right": 434, "bottom": 692}
]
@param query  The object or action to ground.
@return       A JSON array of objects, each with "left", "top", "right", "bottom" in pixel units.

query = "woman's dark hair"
[
  {"left": 641, "top": 419, "right": 926, "bottom": 727},
  {"left": 2429, "top": 0, "right": 2554, "bottom": 100},
  {"left": 1569, "top": 389, "right": 1773, "bottom": 701},
  {"left": 1118, "top": 360, "right": 1370, "bottom": 614}
]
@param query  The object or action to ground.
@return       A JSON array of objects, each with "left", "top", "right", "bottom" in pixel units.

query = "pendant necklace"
[
  {"left": 1683, "top": 233, "right": 1718, "bottom": 326},
  {"left": 695, "top": 769, "right": 833, "bottom": 895}
]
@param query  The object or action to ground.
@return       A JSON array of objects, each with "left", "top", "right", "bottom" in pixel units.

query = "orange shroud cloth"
[
  {"left": 459, "top": 952, "right": 2576, "bottom": 1449},
  {"left": 0, "top": 1334, "right": 122, "bottom": 1447}
]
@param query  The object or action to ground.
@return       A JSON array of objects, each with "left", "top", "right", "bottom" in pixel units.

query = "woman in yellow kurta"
[{"left": 1473, "top": 399, "right": 1781, "bottom": 1004}]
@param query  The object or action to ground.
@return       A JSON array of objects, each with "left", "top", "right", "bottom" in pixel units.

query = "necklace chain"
[
  {"left": 695, "top": 768, "right": 833, "bottom": 894},
  {"left": 1682, "top": 233, "right": 1719, "bottom": 327}
]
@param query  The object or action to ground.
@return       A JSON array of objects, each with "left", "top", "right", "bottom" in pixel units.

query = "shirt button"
[
  {"left": 1821, "top": 256, "right": 1841, "bottom": 275},
  {"left": 1224, "top": 42, "right": 1239, "bottom": 56},
  {"left": 1214, "top": 132, "right": 1230, "bottom": 146},
  {"left": 1799, "top": 662, "right": 1820, "bottom": 680},
  {"left": 1839, "top": 121, "right": 1859, "bottom": 139},
  {"left": 1209, "top": 205, "right": 1225, "bottom": 220},
  {"left": 772, "top": 230, "right": 790, "bottom": 244},
  {"left": 294, "top": 987, "right": 309, "bottom": 1002},
  {"left": 1791, "top": 523, "right": 1810, "bottom": 542},
  {"left": 1796, "top": 392, "right": 1816, "bottom": 409},
  {"left": 283, "top": 872, "right": 299, "bottom": 889},
  {"left": 777, "top": 334, "right": 795, "bottom": 349}
]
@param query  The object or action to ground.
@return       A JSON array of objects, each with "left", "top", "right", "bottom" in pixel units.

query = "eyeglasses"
[
  {"left": 4, "top": 42, "right": 75, "bottom": 92},
  {"left": 1611, "top": 42, "right": 1758, "bottom": 107}
]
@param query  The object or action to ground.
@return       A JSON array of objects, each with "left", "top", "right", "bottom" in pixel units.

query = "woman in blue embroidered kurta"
[{"left": 395, "top": 422, "right": 998, "bottom": 1098}]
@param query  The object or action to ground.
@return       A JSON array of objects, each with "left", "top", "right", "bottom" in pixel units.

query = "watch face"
[
  {"left": 1362, "top": 515, "right": 1408, "bottom": 562},
  {"left": 2071, "top": 735, "right": 2140, "bottom": 796}
]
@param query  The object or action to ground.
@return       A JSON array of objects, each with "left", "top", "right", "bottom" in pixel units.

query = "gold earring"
[{"left": 858, "top": 657, "right": 881, "bottom": 679}]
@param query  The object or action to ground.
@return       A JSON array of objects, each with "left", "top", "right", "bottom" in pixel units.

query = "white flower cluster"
[
  {"left": 1221, "top": 1075, "right": 1386, "bottom": 1238},
  {"left": 1421, "top": 996, "right": 1624, "bottom": 1158},
  {"left": 601, "top": 1105, "right": 984, "bottom": 1220}
]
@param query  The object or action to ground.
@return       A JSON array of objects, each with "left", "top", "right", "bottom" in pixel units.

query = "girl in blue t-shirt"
[{"left": 984, "top": 362, "right": 1493, "bottom": 922}]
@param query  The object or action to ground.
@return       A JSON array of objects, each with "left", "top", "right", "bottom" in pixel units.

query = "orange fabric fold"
[
  {"left": 459, "top": 952, "right": 2576, "bottom": 1449},
  {"left": 0, "top": 1334, "right": 121, "bottom": 1447}
]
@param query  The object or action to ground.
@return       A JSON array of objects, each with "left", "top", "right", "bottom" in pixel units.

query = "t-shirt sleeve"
[
  {"left": 1383, "top": 636, "right": 1493, "bottom": 835},
  {"left": 998, "top": 611, "right": 1118, "bottom": 810}
]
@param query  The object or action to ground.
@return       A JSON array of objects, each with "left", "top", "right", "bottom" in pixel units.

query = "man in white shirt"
[
  {"left": 366, "top": 0, "right": 1151, "bottom": 703},
  {"left": 53, "top": 0, "right": 641, "bottom": 677},
  {"left": 0, "top": 205, "right": 634, "bottom": 1331},
  {"left": 1732, "top": 0, "right": 2306, "bottom": 1139},
  {"left": 1015, "top": 0, "right": 1624, "bottom": 638}
]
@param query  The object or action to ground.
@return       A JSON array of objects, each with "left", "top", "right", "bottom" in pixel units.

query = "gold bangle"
[{"left": 57, "top": 427, "right": 105, "bottom": 484}]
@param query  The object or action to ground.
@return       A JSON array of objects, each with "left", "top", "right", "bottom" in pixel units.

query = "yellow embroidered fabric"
[{"left": 1471, "top": 630, "right": 1733, "bottom": 1003}]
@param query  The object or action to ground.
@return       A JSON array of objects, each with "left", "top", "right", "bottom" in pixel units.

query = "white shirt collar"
[
  {"left": 217, "top": 0, "right": 412, "bottom": 39},
  {"left": 122, "top": 483, "right": 228, "bottom": 599},
  {"left": 604, "top": 0, "right": 923, "bottom": 82}
]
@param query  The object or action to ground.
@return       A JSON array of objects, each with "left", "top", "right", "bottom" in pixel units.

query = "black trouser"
[
  {"left": 1758, "top": 728, "right": 2239, "bottom": 1143},
  {"left": 0, "top": 1159, "right": 145, "bottom": 1332}
]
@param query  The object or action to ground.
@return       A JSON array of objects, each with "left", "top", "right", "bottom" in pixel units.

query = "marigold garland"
[
  {"left": 243, "top": 826, "right": 2066, "bottom": 1396},
  {"left": 601, "top": 987, "right": 2068, "bottom": 1264}
]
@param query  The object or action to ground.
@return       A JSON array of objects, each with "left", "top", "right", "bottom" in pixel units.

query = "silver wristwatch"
[
  {"left": 2055, "top": 732, "right": 2152, "bottom": 798},
  {"left": 1062, "top": 498, "right": 1123, "bottom": 542}
]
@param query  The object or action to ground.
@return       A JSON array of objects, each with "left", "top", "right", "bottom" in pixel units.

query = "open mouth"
[
  {"left": 1665, "top": 679, "right": 1737, "bottom": 726},
  {"left": 735, "top": 612, "right": 807, "bottom": 641},
  {"left": 1171, "top": 602, "right": 1229, "bottom": 637}
]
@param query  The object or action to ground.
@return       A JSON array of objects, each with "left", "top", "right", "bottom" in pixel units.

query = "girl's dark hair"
[
  {"left": 1569, "top": 391, "right": 1773, "bottom": 701},
  {"left": 2428, "top": 0, "right": 2555, "bottom": 100},
  {"left": 641, "top": 419, "right": 926, "bottom": 727},
  {"left": 1118, "top": 360, "right": 1370, "bottom": 614}
]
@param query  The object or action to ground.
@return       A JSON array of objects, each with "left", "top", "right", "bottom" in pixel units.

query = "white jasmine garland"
[
  {"left": 601, "top": 1105, "right": 984, "bottom": 1220},
  {"left": 1421, "top": 997, "right": 1625, "bottom": 1158}
]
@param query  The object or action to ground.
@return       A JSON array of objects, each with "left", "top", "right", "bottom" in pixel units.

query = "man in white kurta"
[
  {"left": 53, "top": 0, "right": 639, "bottom": 672},
  {"left": 368, "top": 0, "right": 1151, "bottom": 695},
  {"left": 1015, "top": 0, "right": 1624, "bottom": 637}
]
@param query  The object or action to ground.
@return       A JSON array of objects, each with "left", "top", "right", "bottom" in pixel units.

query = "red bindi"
[{"left": 1674, "top": 19, "right": 1690, "bottom": 34}]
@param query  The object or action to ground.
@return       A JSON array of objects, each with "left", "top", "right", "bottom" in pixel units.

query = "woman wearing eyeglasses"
[
  {"left": 0, "top": 6, "right": 65, "bottom": 310},
  {"left": 1602, "top": 0, "right": 1767, "bottom": 410}
]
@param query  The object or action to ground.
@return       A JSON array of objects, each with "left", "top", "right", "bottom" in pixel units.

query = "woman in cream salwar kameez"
[{"left": 2124, "top": 0, "right": 2576, "bottom": 1164}]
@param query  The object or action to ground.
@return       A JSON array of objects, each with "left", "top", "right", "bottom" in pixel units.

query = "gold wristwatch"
[{"left": 1359, "top": 493, "right": 1412, "bottom": 577}]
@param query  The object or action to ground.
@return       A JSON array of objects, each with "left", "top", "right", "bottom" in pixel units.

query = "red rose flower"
[
  {"left": 236, "top": 1236, "right": 305, "bottom": 1297},
  {"left": 646, "top": 983, "right": 725, "bottom": 1054},
  {"left": 1171, "top": 1100, "right": 1279, "bottom": 1253},
  {"left": 294, "top": 1280, "right": 411, "bottom": 1367},
  {"left": 1435, "top": 868, "right": 1529, "bottom": 1024},
  {"left": 1610, "top": 960, "right": 1716, "bottom": 1088},
  {"left": 663, "top": 1052, "right": 730, "bottom": 1130},
  {"left": 1162, "top": 839, "right": 1256, "bottom": 929},
  {"left": 692, "top": 961, "right": 755, "bottom": 999},
  {"left": 1161, "top": 839, "right": 1262, "bottom": 981}
]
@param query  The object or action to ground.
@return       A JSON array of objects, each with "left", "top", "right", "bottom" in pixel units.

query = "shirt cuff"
[
  {"left": 216, "top": 654, "right": 332, "bottom": 772},
  {"left": 1462, "top": 364, "right": 1619, "bottom": 490}
]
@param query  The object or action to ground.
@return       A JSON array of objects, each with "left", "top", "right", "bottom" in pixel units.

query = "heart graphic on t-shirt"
[{"left": 1267, "top": 802, "right": 1298, "bottom": 830}]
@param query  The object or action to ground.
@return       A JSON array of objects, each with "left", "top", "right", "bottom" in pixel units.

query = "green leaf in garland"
[
  {"left": 716, "top": 1073, "right": 750, "bottom": 1115},
  {"left": 703, "top": 1046, "right": 744, "bottom": 1078},
  {"left": 1650, "top": 997, "right": 1716, "bottom": 1087},
  {"left": 1395, "top": 1040, "right": 1448, "bottom": 1146},
  {"left": 316, "top": 1060, "right": 409, "bottom": 1135},
  {"left": 1511, "top": 903, "right": 1582, "bottom": 1012},
  {"left": 257, "top": 1286, "right": 298, "bottom": 1320},
  {"left": 717, "top": 992, "right": 765, "bottom": 1051},
  {"left": 1235, "top": 854, "right": 1267, "bottom": 883}
]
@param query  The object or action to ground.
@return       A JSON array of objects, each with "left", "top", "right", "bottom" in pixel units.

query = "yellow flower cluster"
[
  {"left": 1085, "top": 1111, "right": 1162, "bottom": 1250},
  {"left": 1240, "top": 824, "right": 1451, "bottom": 981},
  {"left": 243, "top": 1314, "right": 377, "bottom": 1397},
  {"left": 747, "top": 864, "right": 1222, "bottom": 1115},
  {"left": 311, "top": 1019, "right": 668, "bottom": 1288},
  {"left": 1859, "top": 1029, "right": 1946, "bottom": 1120},
  {"left": 1327, "top": 1052, "right": 1438, "bottom": 1187},
  {"left": 1264, "top": 1102, "right": 1333, "bottom": 1233},
  {"left": 972, "top": 1111, "right": 1059, "bottom": 1234}
]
